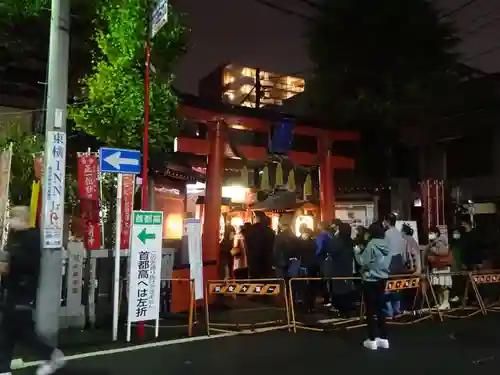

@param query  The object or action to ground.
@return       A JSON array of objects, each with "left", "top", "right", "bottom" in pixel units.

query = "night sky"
[{"left": 173, "top": 0, "right": 500, "bottom": 94}]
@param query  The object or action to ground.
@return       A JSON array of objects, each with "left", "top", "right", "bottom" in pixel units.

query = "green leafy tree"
[
  {"left": 0, "top": 0, "right": 49, "bottom": 19},
  {"left": 0, "top": 122, "right": 43, "bottom": 205},
  {"left": 69, "top": 0, "right": 186, "bottom": 156},
  {"left": 307, "top": 0, "right": 461, "bottom": 127}
]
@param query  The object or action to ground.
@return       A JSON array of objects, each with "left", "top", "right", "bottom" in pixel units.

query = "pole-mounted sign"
[
  {"left": 151, "top": 0, "right": 169, "bottom": 38},
  {"left": 99, "top": 147, "right": 141, "bottom": 342}
]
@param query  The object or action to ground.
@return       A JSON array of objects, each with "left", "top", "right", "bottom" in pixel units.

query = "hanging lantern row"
[
  {"left": 239, "top": 165, "right": 392, "bottom": 195},
  {"left": 239, "top": 163, "right": 312, "bottom": 195}
]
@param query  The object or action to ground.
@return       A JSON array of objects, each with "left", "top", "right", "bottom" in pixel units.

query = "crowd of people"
[{"left": 219, "top": 211, "right": 490, "bottom": 350}]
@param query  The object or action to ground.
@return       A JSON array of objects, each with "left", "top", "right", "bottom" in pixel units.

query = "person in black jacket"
[
  {"left": 460, "top": 218, "right": 483, "bottom": 270},
  {"left": 0, "top": 206, "right": 65, "bottom": 375},
  {"left": 272, "top": 215, "right": 299, "bottom": 279},
  {"left": 246, "top": 213, "right": 275, "bottom": 279},
  {"left": 323, "top": 223, "right": 355, "bottom": 317},
  {"left": 299, "top": 228, "right": 320, "bottom": 312}
]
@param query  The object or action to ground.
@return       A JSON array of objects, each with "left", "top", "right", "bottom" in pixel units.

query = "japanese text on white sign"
[
  {"left": 42, "top": 131, "right": 66, "bottom": 248},
  {"left": 127, "top": 211, "right": 163, "bottom": 323}
]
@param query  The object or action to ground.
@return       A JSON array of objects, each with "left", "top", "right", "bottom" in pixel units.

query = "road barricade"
[
  {"left": 126, "top": 278, "right": 196, "bottom": 339},
  {"left": 288, "top": 277, "right": 365, "bottom": 332},
  {"left": 205, "top": 278, "right": 290, "bottom": 335},
  {"left": 385, "top": 274, "right": 443, "bottom": 325},
  {"left": 430, "top": 271, "right": 483, "bottom": 319},
  {"left": 469, "top": 271, "right": 500, "bottom": 315}
]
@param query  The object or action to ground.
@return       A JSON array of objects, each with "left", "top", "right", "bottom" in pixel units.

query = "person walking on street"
[
  {"left": 0, "top": 206, "right": 66, "bottom": 375},
  {"left": 354, "top": 222, "right": 391, "bottom": 350}
]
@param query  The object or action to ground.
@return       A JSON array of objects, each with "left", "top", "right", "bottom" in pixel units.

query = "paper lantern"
[
  {"left": 287, "top": 169, "right": 296, "bottom": 192},
  {"left": 275, "top": 163, "right": 283, "bottom": 187},
  {"left": 303, "top": 174, "right": 312, "bottom": 197},
  {"left": 261, "top": 165, "right": 270, "bottom": 190}
]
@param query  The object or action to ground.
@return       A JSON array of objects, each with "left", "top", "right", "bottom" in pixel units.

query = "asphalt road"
[{"left": 14, "top": 314, "right": 500, "bottom": 375}]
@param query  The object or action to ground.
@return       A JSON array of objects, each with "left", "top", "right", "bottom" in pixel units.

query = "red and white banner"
[
  {"left": 120, "top": 174, "right": 135, "bottom": 250},
  {"left": 77, "top": 154, "right": 102, "bottom": 250}
]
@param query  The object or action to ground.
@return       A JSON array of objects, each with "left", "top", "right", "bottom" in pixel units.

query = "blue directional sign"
[{"left": 99, "top": 147, "right": 141, "bottom": 174}]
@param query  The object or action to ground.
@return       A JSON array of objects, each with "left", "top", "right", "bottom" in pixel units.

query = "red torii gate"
[{"left": 177, "top": 104, "right": 359, "bottom": 262}]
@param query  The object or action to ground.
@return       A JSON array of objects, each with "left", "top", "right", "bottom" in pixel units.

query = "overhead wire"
[
  {"left": 297, "top": 0, "right": 321, "bottom": 11},
  {"left": 460, "top": 14, "right": 500, "bottom": 38},
  {"left": 249, "top": 0, "right": 311, "bottom": 20},
  {"left": 439, "top": 0, "right": 480, "bottom": 19},
  {"left": 463, "top": 42, "right": 500, "bottom": 61}
]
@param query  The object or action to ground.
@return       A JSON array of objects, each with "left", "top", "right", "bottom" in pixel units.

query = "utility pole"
[
  {"left": 255, "top": 68, "right": 261, "bottom": 108},
  {"left": 36, "top": 0, "right": 71, "bottom": 344}
]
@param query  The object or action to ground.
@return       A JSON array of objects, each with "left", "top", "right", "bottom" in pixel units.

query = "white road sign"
[
  {"left": 151, "top": 0, "right": 169, "bottom": 38},
  {"left": 127, "top": 211, "right": 163, "bottom": 323}
]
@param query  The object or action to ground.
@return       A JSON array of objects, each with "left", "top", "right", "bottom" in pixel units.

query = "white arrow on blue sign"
[{"left": 99, "top": 147, "right": 141, "bottom": 174}]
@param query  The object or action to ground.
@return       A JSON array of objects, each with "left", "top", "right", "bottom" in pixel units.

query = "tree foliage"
[
  {"left": 69, "top": 0, "right": 186, "bottom": 156},
  {"left": 307, "top": 0, "right": 461, "bottom": 127},
  {"left": 0, "top": 122, "right": 43, "bottom": 205},
  {"left": 0, "top": 0, "right": 50, "bottom": 19}
]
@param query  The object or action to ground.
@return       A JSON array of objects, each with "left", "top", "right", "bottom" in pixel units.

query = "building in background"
[{"left": 198, "top": 63, "right": 305, "bottom": 108}]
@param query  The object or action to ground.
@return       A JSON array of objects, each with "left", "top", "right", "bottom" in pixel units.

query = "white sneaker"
[
  {"left": 324, "top": 303, "right": 332, "bottom": 307},
  {"left": 0, "top": 372, "right": 12, "bottom": 375},
  {"left": 450, "top": 296, "right": 459, "bottom": 303},
  {"left": 438, "top": 302, "right": 450, "bottom": 311},
  {"left": 375, "top": 338, "right": 390, "bottom": 349},
  {"left": 363, "top": 339, "right": 378, "bottom": 350},
  {"left": 35, "top": 349, "right": 66, "bottom": 375}
]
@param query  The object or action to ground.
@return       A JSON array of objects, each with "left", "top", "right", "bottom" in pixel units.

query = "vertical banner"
[
  {"left": 77, "top": 154, "right": 101, "bottom": 250},
  {"left": 34, "top": 154, "right": 43, "bottom": 227},
  {"left": 184, "top": 219, "right": 204, "bottom": 300},
  {"left": 0, "top": 143, "right": 13, "bottom": 249},
  {"left": 120, "top": 174, "right": 135, "bottom": 250},
  {"left": 30, "top": 181, "right": 41, "bottom": 228},
  {"left": 42, "top": 131, "right": 66, "bottom": 248}
]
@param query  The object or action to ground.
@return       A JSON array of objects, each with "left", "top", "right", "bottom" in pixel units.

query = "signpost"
[
  {"left": 99, "top": 148, "right": 141, "bottom": 175},
  {"left": 99, "top": 147, "right": 141, "bottom": 341},
  {"left": 126, "top": 211, "right": 163, "bottom": 342},
  {"left": 151, "top": 0, "right": 169, "bottom": 38}
]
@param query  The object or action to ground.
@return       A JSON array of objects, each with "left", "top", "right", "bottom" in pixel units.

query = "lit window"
[
  {"left": 165, "top": 214, "right": 183, "bottom": 239},
  {"left": 241, "top": 84, "right": 252, "bottom": 94},
  {"left": 222, "top": 185, "right": 247, "bottom": 203},
  {"left": 241, "top": 67, "right": 256, "bottom": 77},
  {"left": 230, "top": 216, "right": 244, "bottom": 228},
  {"left": 224, "top": 73, "right": 235, "bottom": 85}
]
